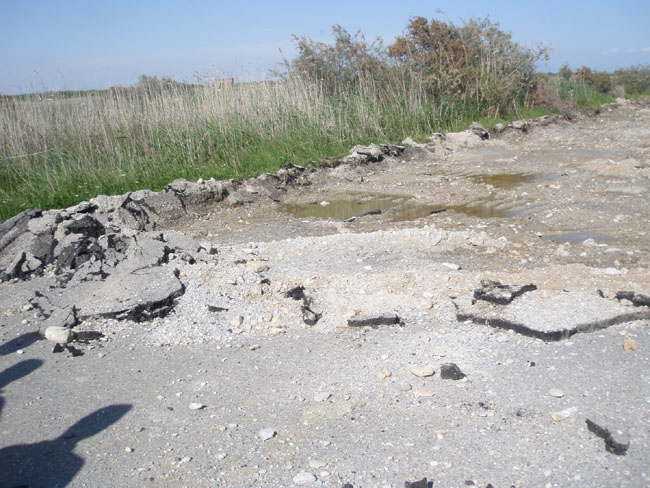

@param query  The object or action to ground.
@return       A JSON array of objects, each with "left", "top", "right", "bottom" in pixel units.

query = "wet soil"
[{"left": 174, "top": 104, "right": 650, "bottom": 275}]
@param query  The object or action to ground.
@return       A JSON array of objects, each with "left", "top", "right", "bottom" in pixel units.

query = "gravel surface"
[{"left": 1, "top": 101, "right": 649, "bottom": 487}]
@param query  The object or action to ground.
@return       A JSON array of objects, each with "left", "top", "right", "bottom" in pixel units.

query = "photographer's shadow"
[{"left": 0, "top": 403, "right": 131, "bottom": 488}]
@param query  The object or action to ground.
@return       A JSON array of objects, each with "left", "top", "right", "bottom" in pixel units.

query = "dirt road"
[{"left": 1, "top": 101, "right": 649, "bottom": 487}]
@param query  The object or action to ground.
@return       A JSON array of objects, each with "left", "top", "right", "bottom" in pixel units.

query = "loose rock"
[
  {"left": 623, "top": 339, "right": 637, "bottom": 351},
  {"left": 293, "top": 471, "right": 317, "bottom": 485},
  {"left": 259, "top": 428, "right": 276, "bottom": 441},
  {"left": 376, "top": 367, "right": 392, "bottom": 379},
  {"left": 43, "top": 326, "right": 75, "bottom": 345},
  {"left": 407, "top": 365, "right": 435, "bottom": 377},
  {"left": 552, "top": 406, "right": 577, "bottom": 422}
]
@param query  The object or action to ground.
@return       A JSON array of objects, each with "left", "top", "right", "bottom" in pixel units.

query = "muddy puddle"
[
  {"left": 281, "top": 192, "right": 538, "bottom": 222},
  {"left": 542, "top": 230, "right": 615, "bottom": 245},
  {"left": 391, "top": 202, "right": 533, "bottom": 221},
  {"left": 469, "top": 173, "right": 557, "bottom": 189},
  {"left": 279, "top": 194, "right": 410, "bottom": 220}
]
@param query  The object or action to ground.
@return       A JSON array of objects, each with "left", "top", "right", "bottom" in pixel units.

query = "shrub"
[
  {"left": 613, "top": 65, "right": 650, "bottom": 96},
  {"left": 281, "top": 25, "right": 388, "bottom": 93}
]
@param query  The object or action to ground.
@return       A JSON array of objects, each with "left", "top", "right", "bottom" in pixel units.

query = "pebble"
[
  {"left": 407, "top": 364, "right": 435, "bottom": 377},
  {"left": 189, "top": 402, "right": 207, "bottom": 410},
  {"left": 216, "top": 452, "right": 227, "bottom": 460},
  {"left": 314, "top": 392, "right": 332, "bottom": 402},
  {"left": 551, "top": 406, "right": 577, "bottom": 422},
  {"left": 178, "top": 456, "right": 192, "bottom": 465},
  {"left": 293, "top": 471, "right": 317, "bottom": 485},
  {"left": 16, "top": 349, "right": 24, "bottom": 355},
  {"left": 623, "top": 340, "right": 637, "bottom": 351},
  {"left": 246, "top": 261, "right": 269, "bottom": 273},
  {"left": 441, "top": 262, "right": 461, "bottom": 270},
  {"left": 414, "top": 389, "right": 435, "bottom": 398},
  {"left": 309, "top": 460, "right": 327, "bottom": 469},
  {"left": 230, "top": 315, "right": 244, "bottom": 327},
  {"left": 376, "top": 367, "right": 392, "bottom": 379},
  {"left": 259, "top": 428, "right": 276, "bottom": 441},
  {"left": 125, "top": 447, "right": 134, "bottom": 453},
  {"left": 398, "top": 381, "right": 412, "bottom": 392},
  {"left": 549, "top": 388, "right": 565, "bottom": 398}
]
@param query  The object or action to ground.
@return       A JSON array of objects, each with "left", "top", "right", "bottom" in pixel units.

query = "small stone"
[
  {"left": 309, "top": 460, "right": 327, "bottom": 469},
  {"left": 551, "top": 406, "right": 577, "bottom": 422},
  {"left": 376, "top": 367, "right": 392, "bottom": 379},
  {"left": 419, "top": 300, "right": 433, "bottom": 310},
  {"left": 269, "top": 327, "right": 286, "bottom": 336},
  {"left": 218, "top": 425, "right": 227, "bottom": 432},
  {"left": 259, "top": 428, "right": 276, "bottom": 441},
  {"left": 293, "top": 471, "right": 317, "bottom": 485},
  {"left": 414, "top": 389, "right": 435, "bottom": 398},
  {"left": 178, "top": 456, "right": 192, "bottom": 465},
  {"left": 313, "top": 392, "right": 331, "bottom": 402},
  {"left": 97, "top": 352, "right": 106, "bottom": 358},
  {"left": 407, "top": 364, "right": 435, "bottom": 377},
  {"left": 441, "top": 262, "right": 461, "bottom": 270},
  {"left": 189, "top": 402, "right": 206, "bottom": 410},
  {"left": 216, "top": 452, "right": 227, "bottom": 460},
  {"left": 249, "top": 344, "right": 261, "bottom": 351},
  {"left": 125, "top": 447, "right": 134, "bottom": 453},
  {"left": 230, "top": 315, "right": 244, "bottom": 327},
  {"left": 44, "top": 326, "right": 74, "bottom": 344},
  {"left": 398, "top": 381, "right": 412, "bottom": 392},
  {"left": 440, "top": 363, "right": 466, "bottom": 380},
  {"left": 246, "top": 261, "right": 269, "bottom": 273},
  {"left": 16, "top": 349, "right": 24, "bottom": 355},
  {"left": 549, "top": 388, "right": 565, "bottom": 398},
  {"left": 623, "top": 340, "right": 637, "bottom": 351}
]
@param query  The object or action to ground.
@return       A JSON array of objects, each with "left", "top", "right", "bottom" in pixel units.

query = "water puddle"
[
  {"left": 542, "top": 230, "right": 615, "bottom": 245},
  {"left": 282, "top": 192, "right": 542, "bottom": 223},
  {"left": 470, "top": 173, "right": 556, "bottom": 189},
  {"left": 280, "top": 194, "right": 409, "bottom": 220},
  {"left": 392, "top": 202, "right": 530, "bottom": 221}
]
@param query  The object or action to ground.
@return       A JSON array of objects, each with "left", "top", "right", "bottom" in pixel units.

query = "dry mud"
[{"left": 1, "top": 101, "right": 650, "bottom": 488}]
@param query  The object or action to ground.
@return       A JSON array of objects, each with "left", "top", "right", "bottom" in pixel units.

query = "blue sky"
[{"left": 1, "top": 0, "right": 649, "bottom": 94}]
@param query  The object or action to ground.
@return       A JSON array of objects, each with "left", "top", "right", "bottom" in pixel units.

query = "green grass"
[{"left": 556, "top": 81, "right": 614, "bottom": 110}]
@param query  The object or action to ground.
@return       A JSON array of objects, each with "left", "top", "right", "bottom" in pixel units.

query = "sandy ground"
[{"left": 1, "top": 101, "right": 649, "bottom": 488}]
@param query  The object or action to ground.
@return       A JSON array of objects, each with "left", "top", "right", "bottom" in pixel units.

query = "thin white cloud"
[
  {"left": 602, "top": 47, "right": 619, "bottom": 55},
  {"left": 641, "top": 47, "right": 650, "bottom": 53}
]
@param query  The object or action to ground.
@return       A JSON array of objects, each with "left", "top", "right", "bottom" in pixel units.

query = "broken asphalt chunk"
[
  {"left": 586, "top": 416, "right": 630, "bottom": 455},
  {"left": 440, "top": 363, "right": 466, "bottom": 380},
  {"left": 455, "top": 291, "right": 650, "bottom": 341},
  {"left": 347, "top": 313, "right": 401, "bottom": 328},
  {"left": 404, "top": 478, "right": 431, "bottom": 488},
  {"left": 473, "top": 280, "right": 537, "bottom": 305},
  {"left": 615, "top": 291, "right": 650, "bottom": 307}
]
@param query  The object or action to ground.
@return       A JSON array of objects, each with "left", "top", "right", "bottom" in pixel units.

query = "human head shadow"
[
  {"left": 0, "top": 403, "right": 132, "bottom": 488},
  {"left": 0, "top": 359, "right": 44, "bottom": 420},
  {"left": 0, "top": 331, "right": 41, "bottom": 356}
]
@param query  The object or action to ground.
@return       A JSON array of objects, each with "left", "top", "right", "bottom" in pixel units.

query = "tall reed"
[{"left": 1, "top": 73, "right": 481, "bottom": 219}]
